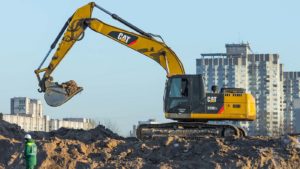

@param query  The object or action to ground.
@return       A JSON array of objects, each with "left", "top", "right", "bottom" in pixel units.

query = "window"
[
  {"left": 19, "top": 100, "right": 25, "bottom": 104},
  {"left": 169, "top": 78, "right": 188, "bottom": 98},
  {"left": 169, "top": 78, "right": 182, "bottom": 97}
]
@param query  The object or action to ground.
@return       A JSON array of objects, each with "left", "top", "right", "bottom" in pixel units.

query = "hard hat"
[{"left": 24, "top": 134, "right": 31, "bottom": 139}]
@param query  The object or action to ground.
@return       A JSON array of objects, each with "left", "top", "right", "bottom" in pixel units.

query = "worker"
[
  {"left": 24, "top": 134, "right": 37, "bottom": 169},
  {"left": 211, "top": 85, "right": 219, "bottom": 93}
]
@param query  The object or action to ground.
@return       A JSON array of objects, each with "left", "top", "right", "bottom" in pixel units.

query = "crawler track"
[{"left": 136, "top": 122, "right": 246, "bottom": 140}]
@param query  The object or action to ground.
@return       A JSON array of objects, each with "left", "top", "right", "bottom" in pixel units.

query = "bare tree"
[
  {"left": 103, "top": 119, "right": 120, "bottom": 134},
  {"left": 90, "top": 119, "right": 97, "bottom": 129}
]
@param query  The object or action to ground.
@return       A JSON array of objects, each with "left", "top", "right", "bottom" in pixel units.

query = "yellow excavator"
[{"left": 34, "top": 2, "right": 256, "bottom": 139}]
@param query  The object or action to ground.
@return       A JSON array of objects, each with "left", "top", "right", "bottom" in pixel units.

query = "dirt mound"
[
  {"left": 1, "top": 120, "right": 300, "bottom": 169},
  {"left": 30, "top": 125, "right": 122, "bottom": 143},
  {"left": 0, "top": 120, "right": 25, "bottom": 140}
]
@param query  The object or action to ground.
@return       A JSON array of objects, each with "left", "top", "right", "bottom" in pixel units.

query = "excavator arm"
[{"left": 34, "top": 2, "right": 185, "bottom": 107}]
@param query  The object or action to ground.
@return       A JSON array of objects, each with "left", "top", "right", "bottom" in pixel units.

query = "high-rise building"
[
  {"left": 196, "top": 43, "right": 284, "bottom": 136},
  {"left": 283, "top": 72, "right": 300, "bottom": 133},
  {"left": 197, "top": 44, "right": 251, "bottom": 92},
  {"left": 10, "top": 97, "right": 30, "bottom": 115},
  {"left": 7, "top": 97, "right": 47, "bottom": 131},
  {"left": 293, "top": 98, "right": 300, "bottom": 133},
  {"left": 10, "top": 97, "right": 43, "bottom": 117}
]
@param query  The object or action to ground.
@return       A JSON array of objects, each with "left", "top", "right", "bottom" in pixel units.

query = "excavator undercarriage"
[{"left": 137, "top": 122, "right": 246, "bottom": 140}]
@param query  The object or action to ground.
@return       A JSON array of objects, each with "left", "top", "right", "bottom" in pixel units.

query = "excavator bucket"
[{"left": 44, "top": 80, "right": 83, "bottom": 107}]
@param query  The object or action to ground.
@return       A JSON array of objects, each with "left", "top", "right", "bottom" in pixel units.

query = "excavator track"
[{"left": 136, "top": 122, "right": 246, "bottom": 140}]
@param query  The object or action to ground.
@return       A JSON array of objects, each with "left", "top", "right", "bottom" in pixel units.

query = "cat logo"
[
  {"left": 108, "top": 31, "right": 138, "bottom": 46},
  {"left": 207, "top": 96, "right": 217, "bottom": 103},
  {"left": 118, "top": 33, "right": 131, "bottom": 43}
]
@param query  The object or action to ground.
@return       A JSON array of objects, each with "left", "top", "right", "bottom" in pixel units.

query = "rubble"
[{"left": 1, "top": 119, "right": 300, "bottom": 169}]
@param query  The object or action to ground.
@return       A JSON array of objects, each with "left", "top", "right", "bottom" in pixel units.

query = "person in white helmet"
[{"left": 24, "top": 134, "right": 37, "bottom": 169}]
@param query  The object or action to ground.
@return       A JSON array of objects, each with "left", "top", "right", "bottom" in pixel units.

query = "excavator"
[{"left": 34, "top": 2, "right": 256, "bottom": 139}]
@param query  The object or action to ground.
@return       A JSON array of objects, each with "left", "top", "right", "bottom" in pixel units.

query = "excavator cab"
[{"left": 164, "top": 74, "right": 205, "bottom": 116}]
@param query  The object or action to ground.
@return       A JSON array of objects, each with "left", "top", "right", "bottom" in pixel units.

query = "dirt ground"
[{"left": 0, "top": 120, "right": 300, "bottom": 169}]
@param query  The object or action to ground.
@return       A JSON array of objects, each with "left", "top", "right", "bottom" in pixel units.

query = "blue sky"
[{"left": 0, "top": 0, "right": 299, "bottom": 135}]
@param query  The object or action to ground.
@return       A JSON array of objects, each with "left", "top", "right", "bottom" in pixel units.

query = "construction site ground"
[{"left": 1, "top": 120, "right": 300, "bottom": 169}]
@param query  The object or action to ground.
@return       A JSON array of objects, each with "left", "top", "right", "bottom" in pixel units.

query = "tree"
[{"left": 103, "top": 119, "right": 120, "bottom": 134}]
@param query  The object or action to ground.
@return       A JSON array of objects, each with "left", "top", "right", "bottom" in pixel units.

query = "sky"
[{"left": 0, "top": 0, "right": 299, "bottom": 136}]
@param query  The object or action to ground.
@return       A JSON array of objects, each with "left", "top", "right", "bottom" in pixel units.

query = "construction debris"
[{"left": 0, "top": 120, "right": 300, "bottom": 169}]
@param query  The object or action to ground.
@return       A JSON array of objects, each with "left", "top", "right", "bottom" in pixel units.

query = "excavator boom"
[{"left": 35, "top": 2, "right": 184, "bottom": 107}]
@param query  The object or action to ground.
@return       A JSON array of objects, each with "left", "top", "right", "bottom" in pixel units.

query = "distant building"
[
  {"left": 196, "top": 43, "right": 284, "bottom": 136},
  {"left": 138, "top": 119, "right": 159, "bottom": 125},
  {"left": 1, "top": 97, "right": 95, "bottom": 132},
  {"left": 1, "top": 113, "right": 49, "bottom": 132},
  {"left": 4, "top": 97, "right": 48, "bottom": 131},
  {"left": 10, "top": 97, "right": 43, "bottom": 117},
  {"left": 283, "top": 72, "right": 300, "bottom": 133},
  {"left": 49, "top": 118, "right": 95, "bottom": 131},
  {"left": 293, "top": 98, "right": 300, "bottom": 133},
  {"left": 198, "top": 44, "right": 250, "bottom": 90}
]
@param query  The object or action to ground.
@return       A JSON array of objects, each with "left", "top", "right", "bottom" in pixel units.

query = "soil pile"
[
  {"left": 0, "top": 120, "right": 300, "bottom": 169},
  {"left": 0, "top": 120, "right": 25, "bottom": 140},
  {"left": 61, "top": 80, "right": 82, "bottom": 96}
]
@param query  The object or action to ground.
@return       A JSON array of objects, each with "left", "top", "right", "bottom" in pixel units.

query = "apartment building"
[
  {"left": 283, "top": 72, "right": 300, "bottom": 133},
  {"left": 5, "top": 97, "right": 48, "bottom": 131},
  {"left": 293, "top": 98, "right": 300, "bottom": 132},
  {"left": 196, "top": 43, "right": 284, "bottom": 136},
  {"left": 10, "top": 97, "right": 43, "bottom": 117}
]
